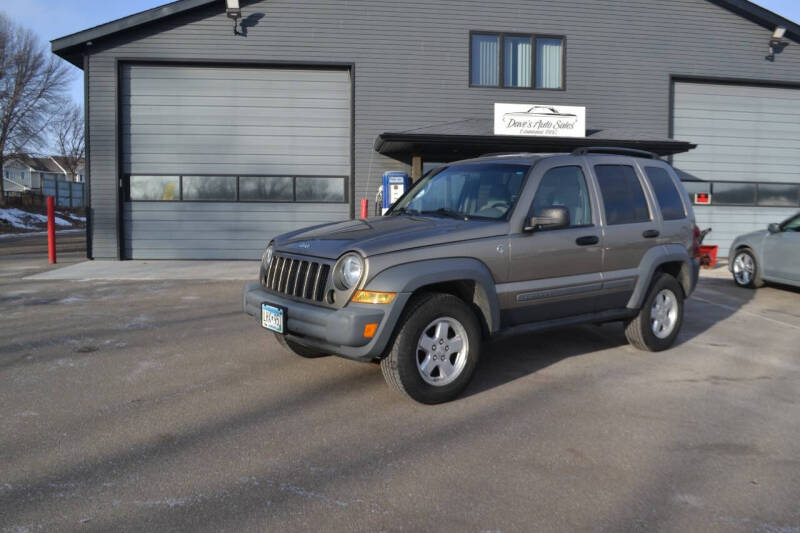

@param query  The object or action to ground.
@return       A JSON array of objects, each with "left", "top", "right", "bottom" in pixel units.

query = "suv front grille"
[{"left": 263, "top": 255, "right": 330, "bottom": 302}]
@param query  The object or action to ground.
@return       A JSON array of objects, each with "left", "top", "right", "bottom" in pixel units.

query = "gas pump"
[{"left": 380, "top": 171, "right": 411, "bottom": 215}]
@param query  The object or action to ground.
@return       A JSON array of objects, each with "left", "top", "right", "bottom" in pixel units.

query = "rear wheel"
[
  {"left": 625, "top": 273, "right": 684, "bottom": 352},
  {"left": 274, "top": 333, "right": 330, "bottom": 358},
  {"left": 732, "top": 249, "right": 764, "bottom": 288},
  {"left": 380, "top": 293, "right": 481, "bottom": 404}
]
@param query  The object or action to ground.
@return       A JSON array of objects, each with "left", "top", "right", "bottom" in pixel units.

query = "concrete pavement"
[{"left": 2, "top": 235, "right": 800, "bottom": 532}]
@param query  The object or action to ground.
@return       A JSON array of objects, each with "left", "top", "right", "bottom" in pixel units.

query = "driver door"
[
  {"left": 763, "top": 215, "right": 800, "bottom": 282},
  {"left": 502, "top": 161, "right": 603, "bottom": 326}
]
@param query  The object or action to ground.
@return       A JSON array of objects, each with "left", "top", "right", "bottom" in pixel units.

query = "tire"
[
  {"left": 274, "top": 333, "right": 330, "bottom": 358},
  {"left": 731, "top": 249, "right": 764, "bottom": 288},
  {"left": 625, "top": 273, "right": 684, "bottom": 352},
  {"left": 380, "top": 293, "right": 481, "bottom": 404}
]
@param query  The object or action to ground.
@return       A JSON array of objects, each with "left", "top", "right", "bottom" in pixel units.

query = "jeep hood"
[{"left": 273, "top": 215, "right": 507, "bottom": 259}]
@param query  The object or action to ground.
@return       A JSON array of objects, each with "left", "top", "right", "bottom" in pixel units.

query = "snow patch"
[{"left": 0, "top": 208, "right": 71, "bottom": 229}]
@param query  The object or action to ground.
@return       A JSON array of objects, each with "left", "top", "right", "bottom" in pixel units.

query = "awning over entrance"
[{"left": 374, "top": 119, "right": 696, "bottom": 163}]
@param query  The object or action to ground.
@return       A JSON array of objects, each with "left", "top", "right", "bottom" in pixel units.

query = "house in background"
[{"left": 2, "top": 155, "right": 86, "bottom": 193}]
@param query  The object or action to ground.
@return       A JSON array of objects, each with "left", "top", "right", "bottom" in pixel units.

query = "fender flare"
[
  {"left": 627, "top": 244, "right": 697, "bottom": 309},
  {"left": 365, "top": 257, "right": 501, "bottom": 333}
]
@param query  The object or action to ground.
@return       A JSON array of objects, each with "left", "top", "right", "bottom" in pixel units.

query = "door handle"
[
  {"left": 643, "top": 229, "right": 660, "bottom": 239},
  {"left": 575, "top": 235, "right": 599, "bottom": 246}
]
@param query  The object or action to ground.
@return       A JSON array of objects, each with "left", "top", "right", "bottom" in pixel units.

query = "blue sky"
[{"left": 2, "top": 0, "right": 799, "bottom": 105}]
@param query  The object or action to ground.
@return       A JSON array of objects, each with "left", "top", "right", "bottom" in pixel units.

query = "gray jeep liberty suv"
[{"left": 243, "top": 147, "right": 701, "bottom": 404}]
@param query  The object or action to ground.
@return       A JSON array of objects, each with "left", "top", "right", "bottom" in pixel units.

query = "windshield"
[{"left": 391, "top": 162, "right": 530, "bottom": 220}]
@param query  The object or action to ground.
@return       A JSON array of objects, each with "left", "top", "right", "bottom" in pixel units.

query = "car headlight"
[
  {"left": 335, "top": 253, "right": 364, "bottom": 290},
  {"left": 262, "top": 245, "right": 274, "bottom": 268}
]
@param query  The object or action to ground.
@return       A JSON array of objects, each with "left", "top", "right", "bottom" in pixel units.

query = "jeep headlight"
[
  {"left": 335, "top": 252, "right": 364, "bottom": 290},
  {"left": 262, "top": 244, "right": 274, "bottom": 268}
]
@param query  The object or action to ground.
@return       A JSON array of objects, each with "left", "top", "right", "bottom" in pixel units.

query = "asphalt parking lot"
[{"left": 2, "top": 235, "right": 800, "bottom": 532}]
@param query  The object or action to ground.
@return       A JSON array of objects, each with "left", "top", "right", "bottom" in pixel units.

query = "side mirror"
[
  {"left": 524, "top": 206, "right": 570, "bottom": 232},
  {"left": 768, "top": 223, "right": 780, "bottom": 234}
]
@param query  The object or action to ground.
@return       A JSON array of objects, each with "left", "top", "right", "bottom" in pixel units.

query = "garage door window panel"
[
  {"left": 712, "top": 182, "right": 756, "bottom": 206},
  {"left": 239, "top": 176, "right": 294, "bottom": 202},
  {"left": 182, "top": 176, "right": 237, "bottom": 201},
  {"left": 757, "top": 183, "right": 800, "bottom": 207},
  {"left": 295, "top": 177, "right": 346, "bottom": 203},
  {"left": 129, "top": 175, "right": 179, "bottom": 201}
]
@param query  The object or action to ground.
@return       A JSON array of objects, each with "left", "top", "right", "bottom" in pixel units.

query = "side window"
[
  {"left": 530, "top": 166, "right": 592, "bottom": 227},
  {"left": 644, "top": 167, "right": 686, "bottom": 220},
  {"left": 782, "top": 215, "right": 800, "bottom": 232},
  {"left": 594, "top": 165, "right": 650, "bottom": 225}
]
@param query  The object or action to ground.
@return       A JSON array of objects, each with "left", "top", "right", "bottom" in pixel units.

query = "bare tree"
[
  {"left": 52, "top": 103, "right": 85, "bottom": 181},
  {"left": 0, "top": 13, "right": 72, "bottom": 202}
]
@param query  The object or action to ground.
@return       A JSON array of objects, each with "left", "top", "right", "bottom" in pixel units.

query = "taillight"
[{"left": 692, "top": 224, "right": 701, "bottom": 258}]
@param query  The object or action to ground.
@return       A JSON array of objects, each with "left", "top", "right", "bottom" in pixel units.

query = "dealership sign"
[{"left": 494, "top": 103, "right": 586, "bottom": 137}]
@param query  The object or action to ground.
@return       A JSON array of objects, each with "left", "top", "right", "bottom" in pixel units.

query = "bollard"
[
  {"left": 360, "top": 198, "right": 368, "bottom": 219},
  {"left": 47, "top": 196, "right": 56, "bottom": 264}
]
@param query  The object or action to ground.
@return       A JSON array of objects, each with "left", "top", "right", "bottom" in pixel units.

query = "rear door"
[
  {"left": 638, "top": 163, "right": 693, "bottom": 248},
  {"left": 589, "top": 157, "right": 661, "bottom": 311}
]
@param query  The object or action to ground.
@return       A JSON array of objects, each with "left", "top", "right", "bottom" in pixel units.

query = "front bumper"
[{"left": 242, "top": 282, "right": 410, "bottom": 361}]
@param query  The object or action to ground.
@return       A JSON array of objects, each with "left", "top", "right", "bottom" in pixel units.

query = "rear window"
[
  {"left": 644, "top": 167, "right": 686, "bottom": 220},
  {"left": 594, "top": 165, "right": 650, "bottom": 225}
]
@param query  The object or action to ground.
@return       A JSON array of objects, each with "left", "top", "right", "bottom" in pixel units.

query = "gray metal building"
[{"left": 52, "top": 0, "right": 800, "bottom": 260}]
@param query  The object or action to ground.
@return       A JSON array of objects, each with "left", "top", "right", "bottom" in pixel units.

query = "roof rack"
[{"left": 571, "top": 147, "right": 659, "bottom": 159}]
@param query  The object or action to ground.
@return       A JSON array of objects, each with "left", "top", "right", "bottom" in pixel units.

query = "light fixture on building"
[
  {"left": 226, "top": 0, "right": 242, "bottom": 34},
  {"left": 766, "top": 26, "right": 788, "bottom": 62}
]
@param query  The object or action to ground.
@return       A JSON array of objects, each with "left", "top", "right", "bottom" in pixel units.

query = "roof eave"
[
  {"left": 51, "top": 0, "right": 218, "bottom": 68},
  {"left": 711, "top": 0, "right": 800, "bottom": 43},
  {"left": 374, "top": 132, "right": 697, "bottom": 161}
]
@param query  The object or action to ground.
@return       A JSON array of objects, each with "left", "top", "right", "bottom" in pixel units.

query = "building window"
[
  {"left": 471, "top": 34, "right": 499, "bottom": 87},
  {"left": 535, "top": 37, "right": 564, "bottom": 89},
  {"left": 504, "top": 36, "right": 532, "bottom": 88},
  {"left": 470, "top": 32, "right": 564, "bottom": 89},
  {"left": 126, "top": 175, "right": 347, "bottom": 203}
]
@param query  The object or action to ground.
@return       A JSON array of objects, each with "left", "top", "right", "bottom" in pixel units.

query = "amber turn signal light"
[
  {"left": 363, "top": 323, "right": 378, "bottom": 338},
  {"left": 351, "top": 290, "right": 396, "bottom": 304}
]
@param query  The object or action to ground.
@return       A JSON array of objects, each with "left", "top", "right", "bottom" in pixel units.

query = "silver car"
[{"left": 729, "top": 212, "right": 800, "bottom": 288}]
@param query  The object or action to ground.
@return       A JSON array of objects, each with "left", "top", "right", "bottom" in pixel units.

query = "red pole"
[
  {"left": 360, "top": 197, "right": 368, "bottom": 219},
  {"left": 47, "top": 196, "right": 56, "bottom": 264}
]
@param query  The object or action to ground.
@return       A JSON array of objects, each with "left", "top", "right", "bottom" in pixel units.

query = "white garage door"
[
  {"left": 121, "top": 64, "right": 351, "bottom": 259},
  {"left": 672, "top": 81, "right": 800, "bottom": 251}
]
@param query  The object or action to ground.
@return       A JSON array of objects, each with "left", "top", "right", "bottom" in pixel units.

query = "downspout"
[{"left": 83, "top": 49, "right": 93, "bottom": 260}]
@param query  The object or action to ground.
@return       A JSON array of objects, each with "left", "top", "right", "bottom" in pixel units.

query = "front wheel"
[
  {"left": 380, "top": 293, "right": 481, "bottom": 404},
  {"left": 732, "top": 249, "right": 764, "bottom": 288},
  {"left": 625, "top": 273, "right": 684, "bottom": 352}
]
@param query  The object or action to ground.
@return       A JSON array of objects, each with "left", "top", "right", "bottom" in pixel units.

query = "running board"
[{"left": 494, "top": 308, "right": 637, "bottom": 339}]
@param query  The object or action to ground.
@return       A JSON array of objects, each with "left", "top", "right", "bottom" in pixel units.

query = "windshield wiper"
[
  {"left": 419, "top": 208, "right": 469, "bottom": 220},
  {"left": 392, "top": 207, "right": 419, "bottom": 216}
]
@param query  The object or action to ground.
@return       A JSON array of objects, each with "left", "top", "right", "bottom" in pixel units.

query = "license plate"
[{"left": 261, "top": 303, "right": 285, "bottom": 333}]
